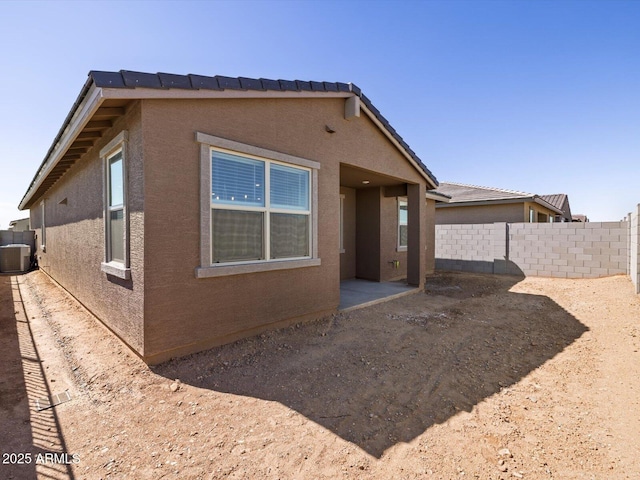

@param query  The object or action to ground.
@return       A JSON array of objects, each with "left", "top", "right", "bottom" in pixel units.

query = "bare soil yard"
[{"left": 1, "top": 270, "right": 639, "bottom": 479}]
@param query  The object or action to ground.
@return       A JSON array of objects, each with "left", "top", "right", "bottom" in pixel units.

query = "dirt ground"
[{"left": 1, "top": 270, "right": 639, "bottom": 480}]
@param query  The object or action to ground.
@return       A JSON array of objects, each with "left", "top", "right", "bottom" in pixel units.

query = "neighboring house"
[
  {"left": 572, "top": 214, "right": 589, "bottom": 222},
  {"left": 8, "top": 218, "right": 31, "bottom": 231},
  {"left": 19, "top": 70, "right": 440, "bottom": 364},
  {"left": 434, "top": 182, "right": 563, "bottom": 224},
  {"left": 540, "top": 194, "right": 572, "bottom": 222}
]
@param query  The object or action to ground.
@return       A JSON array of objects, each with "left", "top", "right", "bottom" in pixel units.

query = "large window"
[
  {"left": 398, "top": 198, "right": 408, "bottom": 250},
  {"left": 196, "top": 132, "right": 320, "bottom": 278},
  {"left": 100, "top": 131, "right": 130, "bottom": 280},
  {"left": 211, "top": 149, "right": 310, "bottom": 264}
]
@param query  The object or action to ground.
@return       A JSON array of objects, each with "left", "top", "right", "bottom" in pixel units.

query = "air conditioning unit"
[{"left": 0, "top": 244, "right": 31, "bottom": 273}]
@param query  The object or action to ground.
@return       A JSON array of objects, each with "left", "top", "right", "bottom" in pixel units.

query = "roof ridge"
[
  {"left": 20, "top": 70, "right": 438, "bottom": 208},
  {"left": 85, "top": 70, "right": 437, "bottom": 186},
  {"left": 441, "top": 181, "right": 532, "bottom": 197}
]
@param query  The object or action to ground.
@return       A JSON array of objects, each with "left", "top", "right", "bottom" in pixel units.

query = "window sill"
[
  {"left": 396, "top": 246, "right": 408, "bottom": 252},
  {"left": 195, "top": 258, "right": 321, "bottom": 278},
  {"left": 101, "top": 261, "right": 131, "bottom": 280}
]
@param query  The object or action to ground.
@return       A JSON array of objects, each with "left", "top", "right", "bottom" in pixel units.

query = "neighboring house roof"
[
  {"left": 19, "top": 70, "right": 438, "bottom": 210},
  {"left": 572, "top": 214, "right": 589, "bottom": 222},
  {"left": 8, "top": 218, "right": 30, "bottom": 230},
  {"left": 434, "top": 182, "right": 563, "bottom": 214},
  {"left": 540, "top": 193, "right": 572, "bottom": 221}
]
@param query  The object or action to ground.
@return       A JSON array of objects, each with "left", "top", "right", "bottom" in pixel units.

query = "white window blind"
[
  {"left": 270, "top": 163, "right": 309, "bottom": 210},
  {"left": 210, "top": 149, "right": 311, "bottom": 264},
  {"left": 212, "top": 151, "right": 265, "bottom": 207},
  {"left": 398, "top": 199, "right": 408, "bottom": 248}
]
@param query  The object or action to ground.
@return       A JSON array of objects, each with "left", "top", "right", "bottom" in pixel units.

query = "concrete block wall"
[
  {"left": 435, "top": 223, "right": 494, "bottom": 273},
  {"left": 508, "top": 222, "right": 628, "bottom": 278},
  {"left": 630, "top": 205, "right": 640, "bottom": 293},
  {"left": 436, "top": 220, "right": 633, "bottom": 280}
]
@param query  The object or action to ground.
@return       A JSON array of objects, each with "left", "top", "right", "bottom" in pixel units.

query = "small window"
[
  {"left": 529, "top": 207, "right": 535, "bottom": 223},
  {"left": 107, "top": 151, "right": 125, "bottom": 263},
  {"left": 40, "top": 200, "right": 46, "bottom": 251},
  {"left": 100, "top": 131, "right": 130, "bottom": 280},
  {"left": 398, "top": 198, "right": 408, "bottom": 250}
]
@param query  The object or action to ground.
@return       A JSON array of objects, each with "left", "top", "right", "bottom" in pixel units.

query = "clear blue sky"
[{"left": 1, "top": 0, "right": 638, "bottom": 228}]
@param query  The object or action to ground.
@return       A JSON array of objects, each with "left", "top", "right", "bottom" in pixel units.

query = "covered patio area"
[{"left": 339, "top": 278, "right": 419, "bottom": 311}]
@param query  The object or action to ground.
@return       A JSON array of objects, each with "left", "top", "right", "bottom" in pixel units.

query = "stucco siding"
[
  {"left": 436, "top": 203, "right": 524, "bottom": 224},
  {"left": 28, "top": 104, "right": 145, "bottom": 353},
  {"left": 140, "top": 97, "right": 427, "bottom": 361},
  {"left": 425, "top": 199, "right": 436, "bottom": 274},
  {"left": 380, "top": 194, "right": 407, "bottom": 282},
  {"left": 339, "top": 186, "right": 356, "bottom": 280}
]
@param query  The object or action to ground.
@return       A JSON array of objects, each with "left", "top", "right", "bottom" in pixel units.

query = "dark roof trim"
[
  {"left": 20, "top": 70, "right": 438, "bottom": 208},
  {"left": 436, "top": 195, "right": 563, "bottom": 214},
  {"left": 91, "top": 71, "right": 437, "bottom": 186},
  {"left": 19, "top": 75, "right": 96, "bottom": 209}
]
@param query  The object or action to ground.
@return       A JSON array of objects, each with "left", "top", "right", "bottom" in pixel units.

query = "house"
[
  {"left": 19, "top": 70, "right": 440, "bottom": 364},
  {"left": 433, "top": 182, "right": 563, "bottom": 224},
  {"left": 572, "top": 214, "right": 589, "bottom": 222},
  {"left": 540, "top": 194, "right": 572, "bottom": 222},
  {"left": 8, "top": 218, "right": 31, "bottom": 231}
]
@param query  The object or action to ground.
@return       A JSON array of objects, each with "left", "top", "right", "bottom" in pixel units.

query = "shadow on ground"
[
  {"left": 0, "top": 275, "right": 75, "bottom": 480},
  {"left": 155, "top": 272, "right": 588, "bottom": 458}
]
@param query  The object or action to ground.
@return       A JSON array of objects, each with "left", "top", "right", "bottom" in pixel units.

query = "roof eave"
[
  {"left": 19, "top": 81, "right": 105, "bottom": 210},
  {"left": 425, "top": 191, "right": 450, "bottom": 202},
  {"left": 358, "top": 102, "right": 438, "bottom": 189},
  {"left": 436, "top": 197, "right": 534, "bottom": 208},
  {"left": 533, "top": 196, "right": 564, "bottom": 214}
]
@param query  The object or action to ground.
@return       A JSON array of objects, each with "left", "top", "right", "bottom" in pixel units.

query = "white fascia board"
[
  {"left": 100, "top": 87, "right": 352, "bottom": 100},
  {"left": 425, "top": 191, "right": 450, "bottom": 202},
  {"left": 19, "top": 84, "right": 105, "bottom": 210},
  {"left": 435, "top": 197, "right": 532, "bottom": 208},
  {"left": 359, "top": 102, "right": 438, "bottom": 189}
]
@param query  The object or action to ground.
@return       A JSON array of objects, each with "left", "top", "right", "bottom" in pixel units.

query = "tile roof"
[
  {"left": 89, "top": 70, "right": 437, "bottom": 185},
  {"left": 434, "top": 182, "right": 563, "bottom": 213},
  {"left": 20, "top": 71, "right": 438, "bottom": 208},
  {"left": 434, "top": 182, "right": 534, "bottom": 203},
  {"left": 540, "top": 194, "right": 567, "bottom": 210}
]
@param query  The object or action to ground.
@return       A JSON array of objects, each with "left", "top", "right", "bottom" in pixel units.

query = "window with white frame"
[
  {"left": 211, "top": 149, "right": 311, "bottom": 264},
  {"left": 195, "top": 132, "right": 320, "bottom": 278},
  {"left": 398, "top": 198, "right": 408, "bottom": 250},
  {"left": 100, "top": 131, "right": 130, "bottom": 279},
  {"left": 107, "top": 151, "right": 125, "bottom": 263}
]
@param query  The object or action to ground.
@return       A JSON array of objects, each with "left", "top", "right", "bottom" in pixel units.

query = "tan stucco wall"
[
  {"left": 340, "top": 186, "right": 356, "bottom": 280},
  {"left": 28, "top": 104, "right": 145, "bottom": 354},
  {"left": 425, "top": 199, "right": 436, "bottom": 274},
  {"left": 355, "top": 187, "right": 380, "bottom": 281},
  {"left": 436, "top": 203, "right": 525, "bottom": 224},
  {"left": 523, "top": 201, "right": 556, "bottom": 223},
  {"left": 140, "top": 97, "right": 427, "bottom": 361},
  {"left": 380, "top": 194, "right": 408, "bottom": 282}
]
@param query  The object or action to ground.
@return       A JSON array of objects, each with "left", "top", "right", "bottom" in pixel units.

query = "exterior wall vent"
[{"left": 0, "top": 244, "right": 31, "bottom": 273}]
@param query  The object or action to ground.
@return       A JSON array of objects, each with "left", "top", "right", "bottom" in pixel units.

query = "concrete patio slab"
[{"left": 339, "top": 279, "right": 419, "bottom": 311}]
